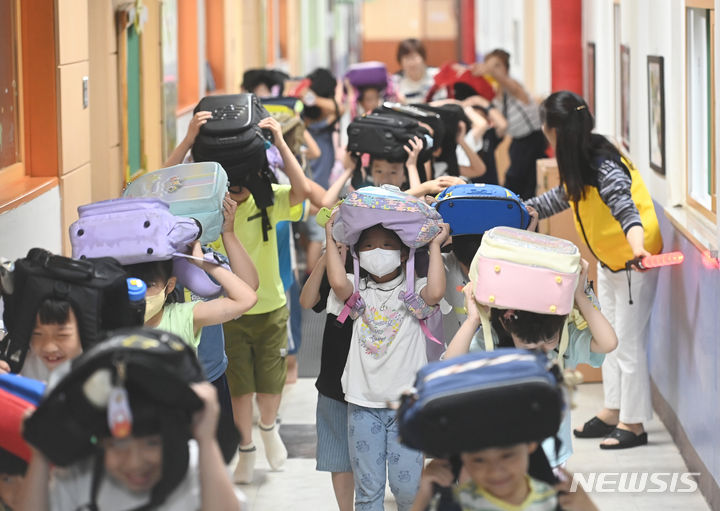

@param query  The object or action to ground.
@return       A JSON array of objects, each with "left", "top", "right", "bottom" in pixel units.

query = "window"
[
  {"left": 686, "top": 2, "right": 716, "bottom": 219},
  {"left": 0, "top": 0, "right": 22, "bottom": 176}
]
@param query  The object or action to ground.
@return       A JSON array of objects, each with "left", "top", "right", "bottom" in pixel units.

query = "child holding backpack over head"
[
  {"left": 445, "top": 228, "right": 618, "bottom": 468},
  {"left": 324, "top": 187, "right": 450, "bottom": 511}
]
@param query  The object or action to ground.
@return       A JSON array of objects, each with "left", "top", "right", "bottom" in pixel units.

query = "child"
[
  {"left": 213, "top": 116, "right": 310, "bottom": 483},
  {"left": 446, "top": 260, "right": 618, "bottom": 467},
  {"left": 325, "top": 212, "right": 449, "bottom": 511},
  {"left": 17, "top": 330, "right": 245, "bottom": 511},
  {"left": 123, "top": 238, "right": 257, "bottom": 353},
  {"left": 412, "top": 448, "right": 599, "bottom": 511},
  {"left": 0, "top": 448, "right": 27, "bottom": 510},
  {"left": 299, "top": 246, "right": 355, "bottom": 511},
  {"left": 18, "top": 299, "right": 82, "bottom": 382}
]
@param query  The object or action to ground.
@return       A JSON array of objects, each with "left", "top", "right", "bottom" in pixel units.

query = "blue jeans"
[{"left": 347, "top": 403, "right": 423, "bottom": 511}]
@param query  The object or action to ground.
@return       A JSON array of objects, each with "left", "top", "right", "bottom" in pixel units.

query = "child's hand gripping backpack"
[
  {"left": 434, "top": 183, "right": 530, "bottom": 235},
  {"left": 70, "top": 197, "right": 201, "bottom": 264},
  {"left": 192, "top": 93, "right": 278, "bottom": 241},
  {"left": 0, "top": 374, "right": 45, "bottom": 462},
  {"left": 331, "top": 185, "right": 445, "bottom": 355},
  {"left": 470, "top": 226, "right": 581, "bottom": 368},
  {"left": 0, "top": 249, "right": 141, "bottom": 373},
  {"left": 123, "top": 161, "right": 228, "bottom": 245}
]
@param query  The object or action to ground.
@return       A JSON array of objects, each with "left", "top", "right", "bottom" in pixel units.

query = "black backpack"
[
  {"left": 191, "top": 93, "right": 278, "bottom": 241},
  {"left": 0, "top": 249, "right": 142, "bottom": 373},
  {"left": 377, "top": 102, "right": 446, "bottom": 152},
  {"left": 23, "top": 328, "right": 205, "bottom": 511},
  {"left": 346, "top": 112, "right": 432, "bottom": 163}
]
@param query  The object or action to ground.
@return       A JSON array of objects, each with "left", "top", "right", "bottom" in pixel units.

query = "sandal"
[
  {"left": 573, "top": 416, "right": 616, "bottom": 438},
  {"left": 599, "top": 428, "right": 648, "bottom": 450}
]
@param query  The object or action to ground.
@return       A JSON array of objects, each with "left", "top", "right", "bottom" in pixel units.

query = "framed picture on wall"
[
  {"left": 586, "top": 42, "right": 596, "bottom": 115},
  {"left": 620, "top": 45, "right": 630, "bottom": 150},
  {"left": 647, "top": 55, "right": 666, "bottom": 175}
]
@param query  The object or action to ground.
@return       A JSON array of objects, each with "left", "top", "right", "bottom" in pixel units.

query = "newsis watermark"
[{"left": 569, "top": 472, "right": 700, "bottom": 493}]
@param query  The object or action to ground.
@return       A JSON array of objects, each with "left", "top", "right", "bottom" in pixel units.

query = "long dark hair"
[{"left": 540, "top": 91, "right": 624, "bottom": 203}]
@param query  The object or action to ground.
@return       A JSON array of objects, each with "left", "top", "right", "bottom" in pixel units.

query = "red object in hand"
[{"left": 638, "top": 252, "right": 684, "bottom": 269}]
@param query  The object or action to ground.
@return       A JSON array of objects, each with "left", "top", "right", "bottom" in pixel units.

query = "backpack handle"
[{"left": 27, "top": 248, "right": 96, "bottom": 281}]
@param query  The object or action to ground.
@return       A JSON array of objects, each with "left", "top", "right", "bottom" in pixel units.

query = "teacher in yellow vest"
[{"left": 525, "top": 91, "right": 662, "bottom": 450}]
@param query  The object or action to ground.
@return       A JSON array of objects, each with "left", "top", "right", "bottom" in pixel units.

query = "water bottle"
[{"left": 126, "top": 278, "right": 147, "bottom": 326}]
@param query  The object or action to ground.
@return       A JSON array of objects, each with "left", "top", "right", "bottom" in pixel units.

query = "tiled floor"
[{"left": 234, "top": 379, "right": 711, "bottom": 510}]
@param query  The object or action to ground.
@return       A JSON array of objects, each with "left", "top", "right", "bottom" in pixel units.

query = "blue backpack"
[
  {"left": 434, "top": 183, "right": 530, "bottom": 236},
  {"left": 397, "top": 349, "right": 564, "bottom": 458}
]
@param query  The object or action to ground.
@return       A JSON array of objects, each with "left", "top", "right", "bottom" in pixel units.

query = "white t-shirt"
[
  {"left": 341, "top": 272, "right": 429, "bottom": 408},
  {"left": 19, "top": 352, "right": 65, "bottom": 383},
  {"left": 440, "top": 253, "right": 469, "bottom": 342},
  {"left": 49, "top": 440, "right": 246, "bottom": 510}
]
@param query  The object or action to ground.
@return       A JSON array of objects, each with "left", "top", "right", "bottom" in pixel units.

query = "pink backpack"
[
  {"left": 470, "top": 226, "right": 581, "bottom": 367},
  {"left": 331, "top": 186, "right": 444, "bottom": 355}
]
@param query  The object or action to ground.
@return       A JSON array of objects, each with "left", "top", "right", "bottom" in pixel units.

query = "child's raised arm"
[
  {"left": 259, "top": 117, "right": 311, "bottom": 207},
  {"left": 164, "top": 111, "right": 212, "bottom": 167},
  {"left": 445, "top": 285, "right": 482, "bottom": 358},
  {"left": 574, "top": 260, "right": 618, "bottom": 354},
  {"left": 16, "top": 448, "right": 51, "bottom": 511},
  {"left": 420, "top": 223, "right": 450, "bottom": 306},
  {"left": 191, "top": 382, "right": 245, "bottom": 511},
  {"left": 324, "top": 215, "right": 353, "bottom": 302},
  {"left": 221, "top": 194, "right": 259, "bottom": 290},
  {"left": 403, "top": 136, "right": 424, "bottom": 191},
  {"left": 190, "top": 242, "right": 258, "bottom": 331},
  {"left": 299, "top": 253, "right": 327, "bottom": 309},
  {"left": 410, "top": 459, "right": 454, "bottom": 511}
]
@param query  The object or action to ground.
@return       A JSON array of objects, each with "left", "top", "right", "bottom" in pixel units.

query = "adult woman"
[
  {"left": 525, "top": 91, "right": 663, "bottom": 450},
  {"left": 473, "top": 49, "right": 546, "bottom": 198},
  {"left": 393, "top": 39, "right": 444, "bottom": 103}
]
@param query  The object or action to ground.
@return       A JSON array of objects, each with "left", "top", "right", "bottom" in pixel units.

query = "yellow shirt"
[{"left": 211, "top": 184, "right": 303, "bottom": 315}]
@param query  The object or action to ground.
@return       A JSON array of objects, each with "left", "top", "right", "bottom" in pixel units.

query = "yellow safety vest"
[{"left": 569, "top": 157, "right": 663, "bottom": 272}]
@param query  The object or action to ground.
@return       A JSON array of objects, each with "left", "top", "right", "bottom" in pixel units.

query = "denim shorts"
[
  {"left": 316, "top": 393, "right": 352, "bottom": 473},
  {"left": 306, "top": 217, "right": 326, "bottom": 242}
]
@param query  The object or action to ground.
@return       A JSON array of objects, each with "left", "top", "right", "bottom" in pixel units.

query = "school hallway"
[{"left": 235, "top": 308, "right": 712, "bottom": 510}]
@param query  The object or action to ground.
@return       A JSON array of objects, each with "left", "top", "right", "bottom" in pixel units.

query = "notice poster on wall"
[
  {"left": 647, "top": 55, "right": 666, "bottom": 175},
  {"left": 620, "top": 45, "right": 630, "bottom": 150},
  {"left": 161, "top": 0, "right": 178, "bottom": 163},
  {"left": 586, "top": 42, "right": 596, "bottom": 116}
]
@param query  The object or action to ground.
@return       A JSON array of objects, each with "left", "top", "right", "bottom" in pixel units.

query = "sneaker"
[
  {"left": 233, "top": 444, "right": 256, "bottom": 484},
  {"left": 259, "top": 420, "right": 288, "bottom": 470}
]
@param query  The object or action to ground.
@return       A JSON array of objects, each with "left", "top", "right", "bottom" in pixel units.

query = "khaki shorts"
[{"left": 223, "top": 306, "right": 289, "bottom": 396}]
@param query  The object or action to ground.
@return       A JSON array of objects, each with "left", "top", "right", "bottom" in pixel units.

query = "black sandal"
[
  {"left": 599, "top": 428, "right": 648, "bottom": 450},
  {"left": 573, "top": 416, "right": 616, "bottom": 438}
]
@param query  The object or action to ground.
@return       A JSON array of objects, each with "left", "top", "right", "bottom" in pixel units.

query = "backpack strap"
[
  {"left": 403, "top": 249, "right": 443, "bottom": 347},
  {"left": 336, "top": 249, "right": 363, "bottom": 325},
  {"left": 556, "top": 320, "right": 569, "bottom": 371},
  {"left": 478, "top": 305, "right": 495, "bottom": 351}
]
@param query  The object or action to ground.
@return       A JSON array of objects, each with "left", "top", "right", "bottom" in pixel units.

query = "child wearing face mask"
[
  {"left": 122, "top": 205, "right": 258, "bottom": 352},
  {"left": 324, "top": 216, "right": 449, "bottom": 511},
  {"left": 445, "top": 260, "right": 618, "bottom": 468}
]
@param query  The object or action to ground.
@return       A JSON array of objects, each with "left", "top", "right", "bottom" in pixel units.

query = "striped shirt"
[
  {"left": 524, "top": 158, "right": 642, "bottom": 234},
  {"left": 493, "top": 89, "right": 542, "bottom": 139},
  {"left": 454, "top": 477, "right": 557, "bottom": 510}
]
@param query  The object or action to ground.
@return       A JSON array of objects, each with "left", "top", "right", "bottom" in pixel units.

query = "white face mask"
[{"left": 359, "top": 248, "right": 402, "bottom": 278}]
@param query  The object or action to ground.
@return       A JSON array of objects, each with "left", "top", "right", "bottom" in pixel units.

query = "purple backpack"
[
  {"left": 331, "top": 186, "right": 444, "bottom": 356},
  {"left": 70, "top": 198, "right": 200, "bottom": 264}
]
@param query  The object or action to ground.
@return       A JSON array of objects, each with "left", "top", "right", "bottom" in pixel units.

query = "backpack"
[
  {"left": 377, "top": 102, "right": 446, "bottom": 151},
  {"left": 346, "top": 112, "right": 433, "bottom": 163},
  {"left": 23, "top": 328, "right": 204, "bottom": 511},
  {"left": 192, "top": 94, "right": 278, "bottom": 240},
  {"left": 470, "top": 227, "right": 581, "bottom": 367},
  {"left": 397, "top": 349, "right": 564, "bottom": 458},
  {"left": 123, "top": 162, "right": 228, "bottom": 244},
  {"left": 0, "top": 374, "right": 45, "bottom": 462},
  {"left": 434, "top": 183, "right": 530, "bottom": 236},
  {"left": 331, "top": 186, "right": 444, "bottom": 350},
  {"left": 425, "top": 62, "right": 496, "bottom": 103},
  {"left": 412, "top": 103, "right": 472, "bottom": 176},
  {"left": 0, "top": 249, "right": 140, "bottom": 373},
  {"left": 70, "top": 198, "right": 201, "bottom": 264}
]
